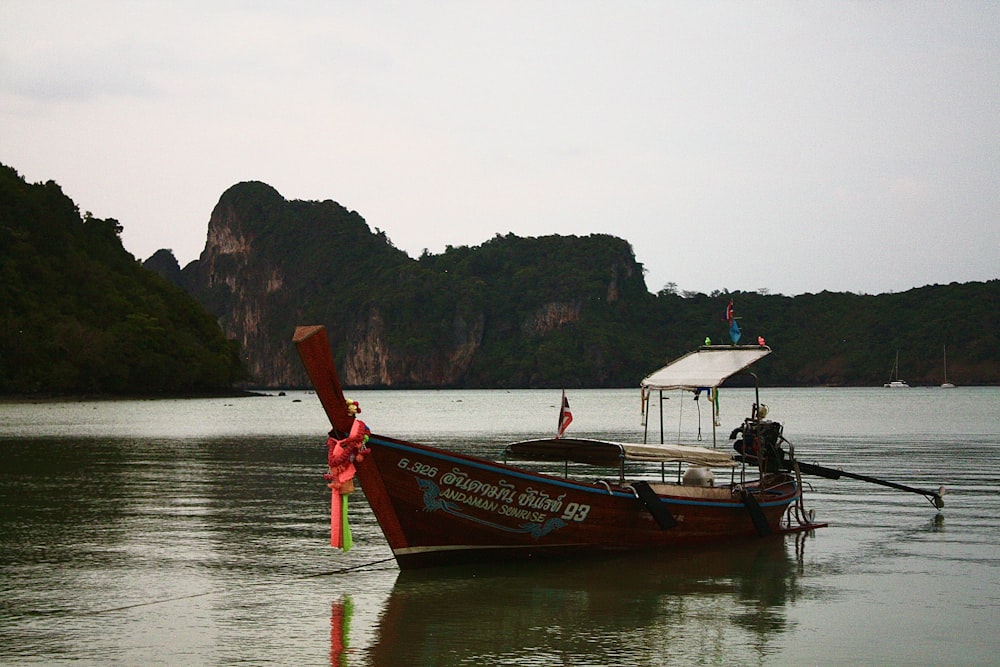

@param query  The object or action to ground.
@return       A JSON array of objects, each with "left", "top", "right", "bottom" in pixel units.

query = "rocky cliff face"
[
  {"left": 181, "top": 183, "right": 298, "bottom": 384},
  {"left": 522, "top": 302, "right": 581, "bottom": 337},
  {"left": 343, "top": 307, "right": 485, "bottom": 386},
  {"left": 149, "top": 180, "right": 1000, "bottom": 388},
  {"left": 174, "top": 182, "right": 656, "bottom": 388},
  {"left": 177, "top": 183, "right": 483, "bottom": 386}
]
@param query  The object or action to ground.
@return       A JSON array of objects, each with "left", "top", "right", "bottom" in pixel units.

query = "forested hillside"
[
  {"left": 165, "top": 181, "right": 999, "bottom": 389},
  {"left": 0, "top": 165, "right": 245, "bottom": 394},
  {"left": 422, "top": 244, "right": 998, "bottom": 387},
  {"left": 647, "top": 285, "right": 998, "bottom": 386},
  {"left": 2, "top": 164, "right": 996, "bottom": 394},
  {"left": 418, "top": 234, "right": 665, "bottom": 386}
]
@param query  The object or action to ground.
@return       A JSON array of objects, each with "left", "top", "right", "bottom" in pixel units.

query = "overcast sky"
[{"left": 2, "top": 1, "right": 997, "bottom": 296}]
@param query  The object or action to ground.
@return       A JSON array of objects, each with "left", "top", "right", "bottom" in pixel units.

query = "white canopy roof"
[
  {"left": 505, "top": 438, "right": 736, "bottom": 468},
  {"left": 619, "top": 441, "right": 737, "bottom": 467},
  {"left": 641, "top": 345, "right": 771, "bottom": 391}
]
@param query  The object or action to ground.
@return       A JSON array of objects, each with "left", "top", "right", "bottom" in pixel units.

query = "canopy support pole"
[
  {"left": 659, "top": 390, "right": 665, "bottom": 444},
  {"left": 711, "top": 390, "right": 717, "bottom": 448}
]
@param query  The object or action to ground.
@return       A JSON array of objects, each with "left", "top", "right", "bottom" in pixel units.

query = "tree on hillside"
[{"left": 0, "top": 164, "right": 245, "bottom": 394}]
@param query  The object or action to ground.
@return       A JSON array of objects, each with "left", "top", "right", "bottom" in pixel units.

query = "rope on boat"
[
  {"left": 301, "top": 556, "right": 397, "bottom": 579},
  {"left": 70, "top": 556, "right": 398, "bottom": 617}
]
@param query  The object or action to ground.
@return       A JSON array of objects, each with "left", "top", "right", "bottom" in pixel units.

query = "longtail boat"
[{"left": 294, "top": 325, "right": 944, "bottom": 570}]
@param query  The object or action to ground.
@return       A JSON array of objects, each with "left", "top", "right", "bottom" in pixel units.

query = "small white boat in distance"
[
  {"left": 884, "top": 351, "right": 910, "bottom": 388},
  {"left": 941, "top": 345, "right": 956, "bottom": 388}
]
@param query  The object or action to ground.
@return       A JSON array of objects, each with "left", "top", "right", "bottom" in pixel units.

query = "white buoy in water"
[{"left": 683, "top": 466, "right": 714, "bottom": 487}]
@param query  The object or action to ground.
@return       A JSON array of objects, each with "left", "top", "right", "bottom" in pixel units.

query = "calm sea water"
[{"left": 1, "top": 387, "right": 998, "bottom": 666}]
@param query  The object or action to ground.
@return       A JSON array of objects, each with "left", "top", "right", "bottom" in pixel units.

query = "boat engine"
[{"left": 730, "top": 418, "right": 786, "bottom": 473}]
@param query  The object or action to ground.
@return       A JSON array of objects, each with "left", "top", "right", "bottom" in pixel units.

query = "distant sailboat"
[
  {"left": 884, "top": 351, "right": 910, "bottom": 388},
  {"left": 941, "top": 345, "right": 956, "bottom": 388}
]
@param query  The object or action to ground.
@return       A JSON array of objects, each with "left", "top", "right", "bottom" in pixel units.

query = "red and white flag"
[{"left": 556, "top": 389, "right": 573, "bottom": 438}]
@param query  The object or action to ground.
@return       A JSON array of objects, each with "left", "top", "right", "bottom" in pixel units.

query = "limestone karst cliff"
[
  {"left": 155, "top": 181, "right": 1000, "bottom": 389},
  {"left": 175, "top": 182, "right": 656, "bottom": 388}
]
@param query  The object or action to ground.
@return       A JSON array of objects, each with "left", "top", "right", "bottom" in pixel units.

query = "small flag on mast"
[
  {"left": 726, "top": 299, "right": 742, "bottom": 344},
  {"left": 556, "top": 389, "right": 573, "bottom": 439},
  {"left": 729, "top": 319, "right": 742, "bottom": 344}
]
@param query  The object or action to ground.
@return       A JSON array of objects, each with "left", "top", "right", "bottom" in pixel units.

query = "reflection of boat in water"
[{"left": 357, "top": 541, "right": 802, "bottom": 666}]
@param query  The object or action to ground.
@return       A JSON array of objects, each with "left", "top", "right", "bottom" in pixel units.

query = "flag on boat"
[
  {"left": 726, "top": 299, "right": 742, "bottom": 344},
  {"left": 556, "top": 389, "right": 573, "bottom": 439}
]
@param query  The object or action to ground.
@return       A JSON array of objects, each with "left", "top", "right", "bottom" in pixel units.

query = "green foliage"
[
  {"left": 0, "top": 164, "right": 245, "bottom": 394},
  {"left": 642, "top": 284, "right": 1000, "bottom": 386},
  {"left": 417, "top": 233, "right": 666, "bottom": 387},
  {"left": 178, "top": 182, "right": 426, "bottom": 384},
  {"left": 177, "top": 181, "right": 998, "bottom": 389},
  {"left": 6, "top": 164, "right": 994, "bottom": 393},
  {"left": 413, "top": 235, "right": 999, "bottom": 386}
]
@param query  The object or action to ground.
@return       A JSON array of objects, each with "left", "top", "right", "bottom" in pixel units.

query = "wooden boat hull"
[{"left": 355, "top": 433, "right": 802, "bottom": 569}]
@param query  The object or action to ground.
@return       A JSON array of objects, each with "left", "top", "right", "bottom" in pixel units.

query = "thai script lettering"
[
  {"left": 517, "top": 486, "right": 566, "bottom": 513},
  {"left": 412, "top": 462, "right": 593, "bottom": 534},
  {"left": 439, "top": 468, "right": 516, "bottom": 504}
]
